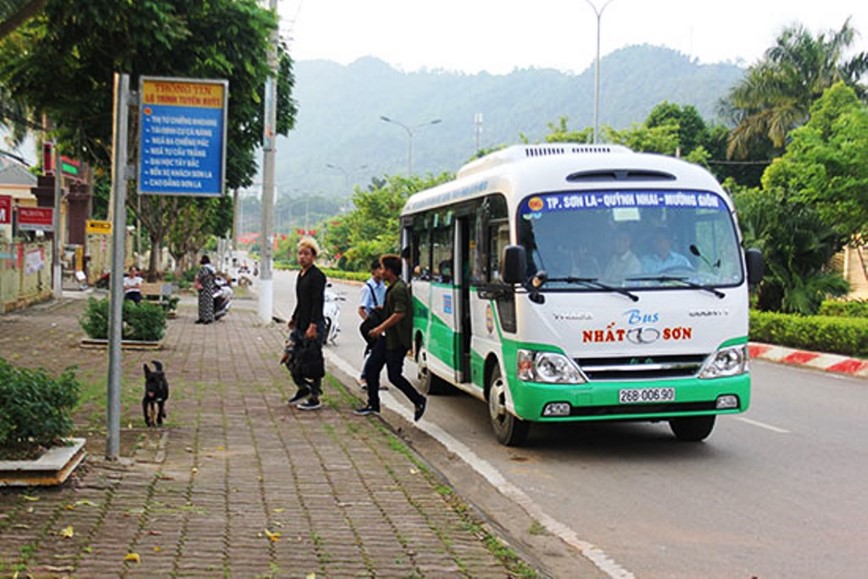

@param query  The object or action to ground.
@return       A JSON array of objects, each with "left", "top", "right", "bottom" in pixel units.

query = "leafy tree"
[
  {"left": 0, "top": 0, "right": 297, "bottom": 273},
  {"left": 645, "top": 101, "right": 708, "bottom": 153},
  {"left": 541, "top": 117, "right": 594, "bottom": 144},
  {"left": 761, "top": 82, "right": 868, "bottom": 241},
  {"left": 331, "top": 173, "right": 452, "bottom": 271},
  {"left": 735, "top": 188, "right": 848, "bottom": 314},
  {"left": 0, "top": 0, "right": 46, "bottom": 41},
  {"left": 165, "top": 195, "right": 233, "bottom": 274},
  {"left": 722, "top": 19, "right": 868, "bottom": 160}
]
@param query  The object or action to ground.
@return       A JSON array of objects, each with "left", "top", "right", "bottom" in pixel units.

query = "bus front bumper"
[{"left": 510, "top": 374, "right": 751, "bottom": 422}]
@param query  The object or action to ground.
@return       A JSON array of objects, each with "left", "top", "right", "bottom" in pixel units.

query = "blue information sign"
[{"left": 138, "top": 77, "right": 228, "bottom": 196}]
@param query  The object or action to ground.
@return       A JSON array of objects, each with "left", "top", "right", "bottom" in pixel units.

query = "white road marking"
[
  {"left": 734, "top": 416, "right": 790, "bottom": 434},
  {"left": 325, "top": 350, "right": 635, "bottom": 579}
]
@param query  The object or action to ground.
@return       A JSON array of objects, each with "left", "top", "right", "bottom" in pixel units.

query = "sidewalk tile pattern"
[{"left": 0, "top": 296, "right": 524, "bottom": 577}]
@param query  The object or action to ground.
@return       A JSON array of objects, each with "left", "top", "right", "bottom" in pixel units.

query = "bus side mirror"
[
  {"left": 502, "top": 245, "right": 527, "bottom": 285},
  {"left": 745, "top": 248, "right": 763, "bottom": 286}
]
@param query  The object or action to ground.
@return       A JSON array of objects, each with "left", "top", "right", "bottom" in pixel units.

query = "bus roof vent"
[
  {"left": 566, "top": 169, "right": 677, "bottom": 182},
  {"left": 457, "top": 143, "right": 633, "bottom": 178}
]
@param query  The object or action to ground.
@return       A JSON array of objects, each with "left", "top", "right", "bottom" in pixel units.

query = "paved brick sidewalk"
[{"left": 0, "top": 294, "right": 534, "bottom": 577}]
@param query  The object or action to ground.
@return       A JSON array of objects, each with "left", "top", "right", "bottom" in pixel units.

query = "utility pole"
[
  {"left": 585, "top": 0, "right": 615, "bottom": 144},
  {"left": 106, "top": 72, "right": 131, "bottom": 461},
  {"left": 52, "top": 137, "right": 62, "bottom": 299},
  {"left": 258, "top": 0, "right": 278, "bottom": 324}
]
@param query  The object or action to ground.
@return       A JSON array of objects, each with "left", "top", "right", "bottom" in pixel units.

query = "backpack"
[{"left": 358, "top": 281, "right": 385, "bottom": 344}]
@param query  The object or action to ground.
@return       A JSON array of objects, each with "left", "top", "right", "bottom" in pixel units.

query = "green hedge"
[
  {"left": 0, "top": 359, "right": 81, "bottom": 448},
  {"left": 750, "top": 311, "right": 868, "bottom": 358},
  {"left": 274, "top": 261, "right": 369, "bottom": 282},
  {"left": 818, "top": 299, "right": 868, "bottom": 318},
  {"left": 79, "top": 297, "right": 167, "bottom": 341}
]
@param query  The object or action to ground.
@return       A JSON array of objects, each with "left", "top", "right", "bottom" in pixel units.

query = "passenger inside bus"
[{"left": 602, "top": 228, "right": 641, "bottom": 282}]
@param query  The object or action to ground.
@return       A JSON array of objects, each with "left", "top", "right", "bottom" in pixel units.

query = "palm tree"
[
  {"left": 722, "top": 19, "right": 868, "bottom": 159},
  {"left": 0, "top": 0, "right": 47, "bottom": 41}
]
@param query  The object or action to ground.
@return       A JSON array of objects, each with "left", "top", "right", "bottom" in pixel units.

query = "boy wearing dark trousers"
[{"left": 354, "top": 254, "right": 426, "bottom": 421}]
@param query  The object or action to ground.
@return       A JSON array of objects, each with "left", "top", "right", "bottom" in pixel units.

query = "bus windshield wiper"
[
  {"left": 543, "top": 276, "right": 639, "bottom": 302},
  {"left": 626, "top": 275, "right": 725, "bottom": 299}
]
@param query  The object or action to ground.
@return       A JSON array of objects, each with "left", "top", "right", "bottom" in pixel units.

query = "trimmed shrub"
[
  {"left": 750, "top": 311, "right": 868, "bottom": 358},
  {"left": 80, "top": 297, "right": 167, "bottom": 341},
  {"left": 0, "top": 359, "right": 81, "bottom": 449},
  {"left": 818, "top": 299, "right": 868, "bottom": 319}
]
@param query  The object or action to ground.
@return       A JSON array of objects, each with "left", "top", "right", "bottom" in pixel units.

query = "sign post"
[
  {"left": 0, "top": 195, "right": 12, "bottom": 225},
  {"left": 17, "top": 207, "right": 54, "bottom": 232},
  {"left": 85, "top": 219, "right": 112, "bottom": 235},
  {"left": 138, "top": 77, "right": 228, "bottom": 197}
]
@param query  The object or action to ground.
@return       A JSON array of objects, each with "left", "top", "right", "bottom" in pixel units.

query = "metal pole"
[
  {"left": 52, "top": 143, "right": 62, "bottom": 299},
  {"left": 586, "top": 0, "right": 614, "bottom": 144},
  {"left": 106, "top": 72, "right": 130, "bottom": 461},
  {"left": 406, "top": 126, "right": 413, "bottom": 176},
  {"left": 258, "top": 0, "right": 279, "bottom": 324},
  {"left": 380, "top": 116, "right": 441, "bottom": 176}
]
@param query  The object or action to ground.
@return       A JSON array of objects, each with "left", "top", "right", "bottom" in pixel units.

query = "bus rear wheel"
[
  {"left": 669, "top": 415, "right": 716, "bottom": 442},
  {"left": 488, "top": 367, "right": 529, "bottom": 446}
]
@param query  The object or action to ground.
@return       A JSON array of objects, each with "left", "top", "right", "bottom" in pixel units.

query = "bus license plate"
[{"left": 618, "top": 387, "right": 675, "bottom": 404}]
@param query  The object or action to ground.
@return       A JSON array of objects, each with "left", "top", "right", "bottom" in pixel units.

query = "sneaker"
[
  {"left": 298, "top": 398, "right": 322, "bottom": 411},
  {"left": 354, "top": 405, "right": 379, "bottom": 416},
  {"left": 288, "top": 388, "right": 310, "bottom": 406},
  {"left": 414, "top": 397, "right": 427, "bottom": 422}
]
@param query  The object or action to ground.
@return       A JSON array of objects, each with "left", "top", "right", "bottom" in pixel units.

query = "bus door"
[{"left": 455, "top": 217, "right": 472, "bottom": 383}]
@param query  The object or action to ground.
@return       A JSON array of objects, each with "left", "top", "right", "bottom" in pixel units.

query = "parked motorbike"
[
  {"left": 213, "top": 276, "right": 233, "bottom": 320},
  {"left": 322, "top": 283, "right": 345, "bottom": 345},
  {"left": 95, "top": 271, "right": 110, "bottom": 289}
]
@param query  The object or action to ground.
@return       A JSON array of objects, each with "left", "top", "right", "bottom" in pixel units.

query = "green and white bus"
[{"left": 401, "top": 144, "right": 763, "bottom": 446}]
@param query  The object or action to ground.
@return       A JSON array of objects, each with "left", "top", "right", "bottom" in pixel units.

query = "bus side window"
[
  {"left": 432, "top": 224, "right": 453, "bottom": 283},
  {"left": 414, "top": 216, "right": 432, "bottom": 281},
  {"left": 489, "top": 222, "right": 509, "bottom": 281}
]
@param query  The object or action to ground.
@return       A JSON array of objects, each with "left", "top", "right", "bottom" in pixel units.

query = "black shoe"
[
  {"left": 298, "top": 398, "right": 322, "bottom": 411},
  {"left": 414, "top": 398, "right": 427, "bottom": 422},
  {"left": 354, "top": 405, "right": 379, "bottom": 416},
  {"left": 288, "top": 388, "right": 310, "bottom": 406},
  {"left": 195, "top": 319, "right": 204, "bottom": 324}
]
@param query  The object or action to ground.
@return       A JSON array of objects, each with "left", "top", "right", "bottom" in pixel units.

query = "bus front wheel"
[
  {"left": 416, "top": 344, "right": 449, "bottom": 395},
  {"left": 488, "top": 367, "right": 529, "bottom": 446},
  {"left": 669, "top": 416, "right": 716, "bottom": 442}
]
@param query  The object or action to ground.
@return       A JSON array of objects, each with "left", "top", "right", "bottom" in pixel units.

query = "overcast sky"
[{"left": 280, "top": 0, "right": 867, "bottom": 75}]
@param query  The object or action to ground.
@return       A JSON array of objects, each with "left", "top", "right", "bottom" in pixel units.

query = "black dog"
[{"left": 143, "top": 361, "right": 169, "bottom": 427}]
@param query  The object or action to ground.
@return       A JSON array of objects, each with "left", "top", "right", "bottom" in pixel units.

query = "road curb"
[{"left": 749, "top": 342, "right": 868, "bottom": 379}]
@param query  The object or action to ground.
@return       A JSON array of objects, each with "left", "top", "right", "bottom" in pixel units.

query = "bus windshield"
[{"left": 517, "top": 189, "right": 744, "bottom": 290}]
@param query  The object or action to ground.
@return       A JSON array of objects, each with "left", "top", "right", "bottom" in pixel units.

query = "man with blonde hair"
[{"left": 285, "top": 237, "right": 327, "bottom": 410}]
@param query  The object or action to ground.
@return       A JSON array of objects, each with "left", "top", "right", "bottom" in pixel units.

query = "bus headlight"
[
  {"left": 699, "top": 345, "right": 748, "bottom": 379},
  {"left": 517, "top": 350, "right": 585, "bottom": 384}
]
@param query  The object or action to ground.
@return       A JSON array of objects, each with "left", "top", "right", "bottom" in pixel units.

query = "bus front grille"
[{"left": 576, "top": 354, "right": 708, "bottom": 381}]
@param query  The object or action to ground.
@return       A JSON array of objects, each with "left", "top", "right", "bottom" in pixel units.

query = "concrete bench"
[{"left": 139, "top": 282, "right": 173, "bottom": 307}]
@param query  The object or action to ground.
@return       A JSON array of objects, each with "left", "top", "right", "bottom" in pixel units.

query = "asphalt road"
[{"left": 271, "top": 271, "right": 868, "bottom": 578}]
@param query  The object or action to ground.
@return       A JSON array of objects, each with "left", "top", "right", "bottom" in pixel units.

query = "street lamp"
[
  {"left": 585, "top": 0, "right": 615, "bottom": 144},
  {"left": 325, "top": 162, "right": 369, "bottom": 191},
  {"left": 379, "top": 116, "right": 442, "bottom": 176}
]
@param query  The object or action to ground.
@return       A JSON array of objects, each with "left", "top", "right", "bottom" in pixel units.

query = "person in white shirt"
[
  {"left": 641, "top": 228, "right": 691, "bottom": 273},
  {"left": 358, "top": 259, "right": 387, "bottom": 388},
  {"left": 123, "top": 266, "right": 143, "bottom": 304},
  {"left": 603, "top": 229, "right": 641, "bottom": 282}
]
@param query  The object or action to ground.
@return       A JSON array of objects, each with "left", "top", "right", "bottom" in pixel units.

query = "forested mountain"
[{"left": 273, "top": 44, "right": 744, "bottom": 199}]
